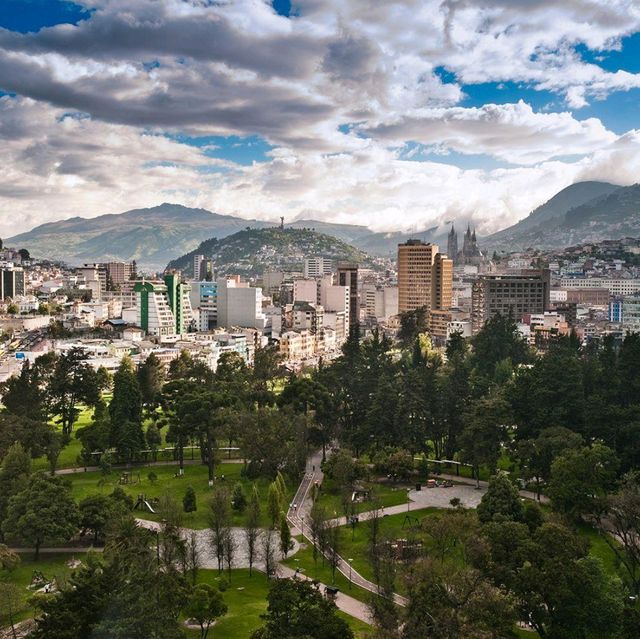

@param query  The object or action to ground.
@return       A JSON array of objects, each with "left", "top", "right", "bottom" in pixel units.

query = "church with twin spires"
[{"left": 447, "top": 223, "right": 484, "bottom": 266}]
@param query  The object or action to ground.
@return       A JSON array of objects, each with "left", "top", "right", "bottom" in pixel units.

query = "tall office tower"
[
  {"left": 447, "top": 224, "right": 458, "bottom": 265},
  {"left": 163, "top": 273, "right": 194, "bottom": 335},
  {"left": 397, "top": 240, "right": 452, "bottom": 314},
  {"left": 433, "top": 253, "right": 453, "bottom": 311},
  {"left": 0, "top": 267, "right": 25, "bottom": 300},
  {"left": 471, "top": 269, "right": 551, "bottom": 333},
  {"left": 304, "top": 257, "right": 333, "bottom": 279},
  {"left": 105, "top": 262, "right": 133, "bottom": 286},
  {"left": 190, "top": 280, "right": 218, "bottom": 331},
  {"left": 193, "top": 254, "right": 205, "bottom": 281},
  {"left": 337, "top": 262, "right": 359, "bottom": 326}
]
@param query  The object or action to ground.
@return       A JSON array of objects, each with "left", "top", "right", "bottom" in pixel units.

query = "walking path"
[{"left": 287, "top": 449, "right": 409, "bottom": 607}]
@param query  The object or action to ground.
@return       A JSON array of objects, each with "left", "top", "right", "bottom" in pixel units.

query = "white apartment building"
[
  {"left": 304, "top": 257, "right": 333, "bottom": 278},
  {"left": 216, "top": 278, "right": 265, "bottom": 329},
  {"left": 361, "top": 284, "right": 399, "bottom": 320}
]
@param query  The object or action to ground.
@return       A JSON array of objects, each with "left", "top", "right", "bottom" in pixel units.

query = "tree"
[
  {"left": 267, "top": 481, "right": 282, "bottom": 528},
  {"left": 0, "top": 582, "right": 22, "bottom": 639},
  {"left": 231, "top": 482, "right": 247, "bottom": 512},
  {"left": 600, "top": 473, "right": 640, "bottom": 595},
  {"left": 477, "top": 474, "right": 523, "bottom": 524},
  {"left": 209, "top": 487, "right": 231, "bottom": 573},
  {"left": 548, "top": 443, "right": 619, "bottom": 520},
  {"left": 0, "top": 357, "right": 51, "bottom": 421},
  {"left": 471, "top": 313, "right": 531, "bottom": 380},
  {"left": 222, "top": 526, "right": 237, "bottom": 580},
  {"left": 0, "top": 544, "right": 20, "bottom": 572},
  {"left": 250, "top": 578, "right": 354, "bottom": 639},
  {"left": 109, "top": 356, "right": 144, "bottom": 460},
  {"left": 2, "top": 473, "right": 79, "bottom": 559},
  {"left": 48, "top": 348, "right": 100, "bottom": 438},
  {"left": 0, "top": 412, "right": 53, "bottom": 461},
  {"left": 18, "top": 248, "right": 30, "bottom": 261},
  {"left": 183, "top": 583, "right": 228, "bottom": 639},
  {"left": 398, "top": 306, "right": 429, "bottom": 346},
  {"left": 514, "top": 426, "right": 584, "bottom": 500},
  {"left": 79, "top": 494, "right": 120, "bottom": 543},
  {"left": 137, "top": 352, "right": 165, "bottom": 413},
  {"left": 402, "top": 559, "right": 516, "bottom": 639},
  {"left": 261, "top": 530, "right": 277, "bottom": 580},
  {"left": 0, "top": 442, "right": 31, "bottom": 540},
  {"left": 245, "top": 488, "right": 261, "bottom": 576},
  {"left": 279, "top": 513, "right": 292, "bottom": 559},
  {"left": 459, "top": 391, "right": 512, "bottom": 487},
  {"left": 184, "top": 485, "right": 198, "bottom": 514},
  {"left": 32, "top": 521, "right": 191, "bottom": 639}
]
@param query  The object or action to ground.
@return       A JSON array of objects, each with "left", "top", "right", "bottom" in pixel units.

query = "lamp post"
[
  {"left": 407, "top": 488, "right": 411, "bottom": 513},
  {"left": 348, "top": 558, "right": 353, "bottom": 589}
]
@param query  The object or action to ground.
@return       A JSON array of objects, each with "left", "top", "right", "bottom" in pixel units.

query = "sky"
[{"left": 1, "top": 0, "right": 640, "bottom": 239}]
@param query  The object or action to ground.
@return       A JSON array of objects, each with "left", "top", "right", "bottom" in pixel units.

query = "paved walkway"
[{"left": 287, "top": 449, "right": 409, "bottom": 607}]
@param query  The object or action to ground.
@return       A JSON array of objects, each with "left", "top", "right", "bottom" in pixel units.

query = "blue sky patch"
[
  {"left": 0, "top": 0, "right": 91, "bottom": 33},
  {"left": 167, "top": 134, "right": 275, "bottom": 166}
]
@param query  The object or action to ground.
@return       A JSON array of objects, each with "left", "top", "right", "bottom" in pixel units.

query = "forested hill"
[{"left": 166, "top": 227, "right": 380, "bottom": 277}]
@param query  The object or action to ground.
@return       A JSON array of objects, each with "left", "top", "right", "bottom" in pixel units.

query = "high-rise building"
[
  {"left": 304, "top": 257, "right": 333, "bottom": 279},
  {"left": 0, "top": 267, "right": 26, "bottom": 300},
  {"left": 193, "top": 255, "right": 205, "bottom": 281},
  {"left": 397, "top": 240, "right": 452, "bottom": 315},
  {"left": 164, "top": 273, "right": 194, "bottom": 335},
  {"left": 105, "top": 262, "right": 133, "bottom": 286},
  {"left": 337, "top": 262, "right": 359, "bottom": 327},
  {"left": 216, "top": 278, "right": 265, "bottom": 329},
  {"left": 133, "top": 281, "right": 177, "bottom": 338},
  {"left": 471, "top": 269, "right": 551, "bottom": 333},
  {"left": 189, "top": 281, "right": 218, "bottom": 331}
]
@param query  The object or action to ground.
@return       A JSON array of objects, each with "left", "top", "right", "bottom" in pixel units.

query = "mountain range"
[
  {"left": 7, "top": 180, "right": 640, "bottom": 267},
  {"left": 481, "top": 181, "right": 640, "bottom": 251}
]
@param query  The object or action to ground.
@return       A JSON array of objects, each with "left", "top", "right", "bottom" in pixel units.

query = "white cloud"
[
  {"left": 360, "top": 101, "right": 618, "bottom": 165},
  {"left": 0, "top": 0, "right": 639, "bottom": 236}
]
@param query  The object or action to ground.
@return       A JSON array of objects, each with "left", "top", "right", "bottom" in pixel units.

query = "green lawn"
[
  {"left": 65, "top": 462, "right": 296, "bottom": 529},
  {"left": 0, "top": 552, "right": 86, "bottom": 623},
  {"left": 577, "top": 523, "right": 622, "bottom": 579},
  {"left": 315, "top": 479, "right": 409, "bottom": 519},
  {"left": 32, "top": 406, "right": 95, "bottom": 472},
  {"left": 184, "top": 568, "right": 372, "bottom": 638},
  {"left": 283, "top": 540, "right": 373, "bottom": 605},
  {"left": 335, "top": 508, "right": 440, "bottom": 590}
]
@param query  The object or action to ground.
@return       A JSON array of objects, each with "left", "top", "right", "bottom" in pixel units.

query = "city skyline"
[{"left": 1, "top": 1, "right": 640, "bottom": 239}]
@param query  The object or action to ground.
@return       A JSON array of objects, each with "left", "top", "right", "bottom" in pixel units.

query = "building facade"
[
  {"left": 337, "top": 262, "right": 359, "bottom": 327},
  {"left": 471, "top": 269, "right": 551, "bottom": 333}
]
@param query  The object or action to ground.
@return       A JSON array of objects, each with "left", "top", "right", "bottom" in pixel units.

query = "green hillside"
[{"left": 166, "top": 227, "right": 379, "bottom": 277}]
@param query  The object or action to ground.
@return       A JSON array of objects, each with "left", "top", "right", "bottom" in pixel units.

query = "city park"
[{"left": 1, "top": 318, "right": 639, "bottom": 638}]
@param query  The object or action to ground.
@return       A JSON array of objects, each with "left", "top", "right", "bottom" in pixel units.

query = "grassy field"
[
  {"left": 283, "top": 539, "right": 373, "bottom": 605},
  {"left": 314, "top": 479, "right": 409, "bottom": 518},
  {"left": 0, "top": 552, "right": 86, "bottom": 623},
  {"left": 335, "top": 508, "right": 440, "bottom": 590},
  {"left": 64, "top": 462, "right": 296, "bottom": 529},
  {"left": 31, "top": 407, "right": 94, "bottom": 472}
]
